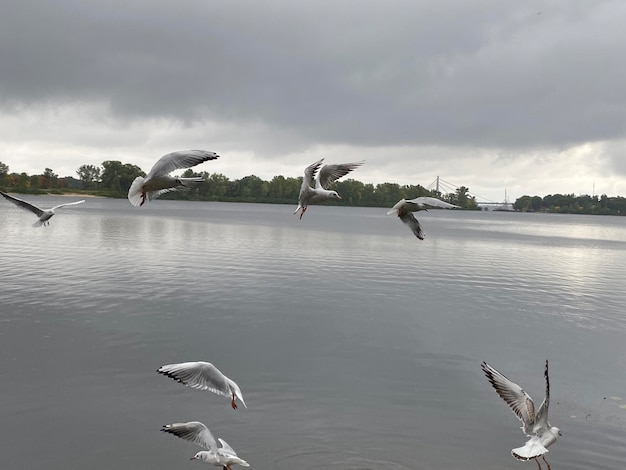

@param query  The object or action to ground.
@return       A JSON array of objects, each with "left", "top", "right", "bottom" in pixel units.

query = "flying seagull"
[
  {"left": 387, "top": 196, "right": 459, "bottom": 240},
  {"left": 294, "top": 158, "right": 363, "bottom": 219},
  {"left": 157, "top": 361, "right": 246, "bottom": 410},
  {"left": 127, "top": 150, "right": 219, "bottom": 206},
  {"left": 0, "top": 191, "right": 85, "bottom": 227},
  {"left": 161, "top": 421, "right": 249, "bottom": 469},
  {"left": 481, "top": 360, "right": 561, "bottom": 470}
]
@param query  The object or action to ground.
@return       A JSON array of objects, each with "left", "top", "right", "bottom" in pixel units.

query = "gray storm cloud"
[{"left": 1, "top": 0, "right": 626, "bottom": 196}]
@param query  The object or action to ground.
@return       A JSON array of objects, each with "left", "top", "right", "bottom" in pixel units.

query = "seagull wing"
[
  {"left": 0, "top": 191, "right": 44, "bottom": 217},
  {"left": 50, "top": 200, "right": 85, "bottom": 211},
  {"left": 303, "top": 159, "right": 324, "bottom": 188},
  {"left": 533, "top": 360, "right": 551, "bottom": 433},
  {"left": 157, "top": 361, "right": 231, "bottom": 397},
  {"left": 316, "top": 161, "right": 363, "bottom": 189},
  {"left": 399, "top": 212, "right": 425, "bottom": 240},
  {"left": 217, "top": 438, "right": 237, "bottom": 457},
  {"left": 161, "top": 421, "right": 217, "bottom": 451},
  {"left": 147, "top": 150, "right": 219, "bottom": 178},
  {"left": 408, "top": 197, "right": 459, "bottom": 209},
  {"left": 386, "top": 199, "right": 407, "bottom": 215},
  {"left": 482, "top": 361, "right": 536, "bottom": 432}
]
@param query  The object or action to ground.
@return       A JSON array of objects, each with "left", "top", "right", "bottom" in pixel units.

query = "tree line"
[
  {"left": 4, "top": 160, "right": 625, "bottom": 214},
  {"left": 0, "top": 160, "right": 479, "bottom": 209},
  {"left": 513, "top": 193, "right": 626, "bottom": 215}
]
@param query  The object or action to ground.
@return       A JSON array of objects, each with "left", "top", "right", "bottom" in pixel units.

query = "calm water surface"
[{"left": 1, "top": 196, "right": 626, "bottom": 469}]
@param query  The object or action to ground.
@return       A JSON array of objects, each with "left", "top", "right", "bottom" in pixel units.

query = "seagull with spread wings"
[
  {"left": 387, "top": 196, "right": 459, "bottom": 240},
  {"left": 157, "top": 361, "right": 246, "bottom": 410},
  {"left": 127, "top": 150, "right": 219, "bottom": 206},
  {"left": 0, "top": 191, "right": 85, "bottom": 227},
  {"left": 481, "top": 360, "right": 561, "bottom": 470},
  {"left": 161, "top": 421, "right": 249, "bottom": 469},
  {"left": 294, "top": 158, "right": 363, "bottom": 219}
]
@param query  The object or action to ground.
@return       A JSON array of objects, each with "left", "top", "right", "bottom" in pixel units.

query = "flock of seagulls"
[
  {"left": 0, "top": 151, "right": 459, "bottom": 241},
  {"left": 1, "top": 150, "right": 561, "bottom": 468},
  {"left": 157, "top": 362, "right": 249, "bottom": 468}
]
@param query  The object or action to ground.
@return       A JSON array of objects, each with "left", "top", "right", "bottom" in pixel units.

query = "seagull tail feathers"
[
  {"left": 512, "top": 438, "right": 548, "bottom": 461},
  {"left": 386, "top": 208, "right": 398, "bottom": 216},
  {"left": 128, "top": 176, "right": 145, "bottom": 207},
  {"left": 32, "top": 220, "right": 44, "bottom": 227}
]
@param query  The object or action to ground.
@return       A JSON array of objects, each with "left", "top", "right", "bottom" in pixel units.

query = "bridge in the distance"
[{"left": 426, "top": 176, "right": 514, "bottom": 210}]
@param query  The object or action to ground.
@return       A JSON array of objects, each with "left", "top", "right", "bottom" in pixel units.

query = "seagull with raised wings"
[
  {"left": 161, "top": 421, "right": 249, "bottom": 469},
  {"left": 127, "top": 150, "right": 219, "bottom": 206},
  {"left": 387, "top": 196, "right": 459, "bottom": 240},
  {"left": 481, "top": 360, "right": 561, "bottom": 470},
  {"left": 157, "top": 361, "right": 246, "bottom": 410},
  {"left": 0, "top": 191, "right": 85, "bottom": 227},
  {"left": 294, "top": 158, "right": 363, "bottom": 219}
]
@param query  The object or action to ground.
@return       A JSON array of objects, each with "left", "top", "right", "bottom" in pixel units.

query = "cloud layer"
[{"left": 1, "top": 0, "right": 625, "bottom": 201}]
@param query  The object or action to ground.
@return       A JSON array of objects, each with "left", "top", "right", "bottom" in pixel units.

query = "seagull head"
[
  {"left": 190, "top": 451, "right": 210, "bottom": 462},
  {"left": 329, "top": 191, "right": 341, "bottom": 200}
]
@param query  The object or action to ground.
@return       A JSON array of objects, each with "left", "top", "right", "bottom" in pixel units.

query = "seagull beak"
[
  {"left": 190, "top": 456, "right": 197, "bottom": 460},
  {"left": 337, "top": 195, "right": 342, "bottom": 199}
]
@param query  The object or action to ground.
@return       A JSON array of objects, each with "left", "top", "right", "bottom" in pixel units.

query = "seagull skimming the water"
[
  {"left": 294, "top": 158, "right": 363, "bottom": 219},
  {"left": 0, "top": 191, "right": 85, "bottom": 227},
  {"left": 157, "top": 361, "right": 246, "bottom": 410},
  {"left": 482, "top": 360, "right": 561, "bottom": 470},
  {"left": 127, "top": 150, "right": 219, "bottom": 206},
  {"left": 161, "top": 421, "right": 250, "bottom": 469},
  {"left": 387, "top": 196, "right": 459, "bottom": 240}
]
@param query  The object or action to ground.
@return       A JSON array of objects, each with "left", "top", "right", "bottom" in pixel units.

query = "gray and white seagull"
[
  {"left": 127, "top": 150, "right": 219, "bottom": 206},
  {"left": 481, "top": 360, "right": 561, "bottom": 470},
  {"left": 161, "top": 421, "right": 250, "bottom": 469},
  {"left": 0, "top": 191, "right": 85, "bottom": 227},
  {"left": 387, "top": 196, "right": 459, "bottom": 240},
  {"left": 157, "top": 361, "right": 246, "bottom": 410},
  {"left": 294, "top": 158, "right": 363, "bottom": 219}
]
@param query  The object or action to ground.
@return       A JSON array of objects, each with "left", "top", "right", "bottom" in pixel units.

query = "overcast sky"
[{"left": 1, "top": 0, "right": 625, "bottom": 202}]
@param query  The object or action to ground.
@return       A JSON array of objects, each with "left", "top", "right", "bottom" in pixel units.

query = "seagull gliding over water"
[
  {"left": 0, "top": 191, "right": 85, "bottom": 227},
  {"left": 127, "top": 150, "right": 219, "bottom": 206},
  {"left": 482, "top": 360, "right": 561, "bottom": 470},
  {"left": 161, "top": 421, "right": 250, "bottom": 469},
  {"left": 387, "top": 196, "right": 459, "bottom": 240},
  {"left": 157, "top": 361, "right": 246, "bottom": 410},
  {"left": 294, "top": 158, "right": 363, "bottom": 219}
]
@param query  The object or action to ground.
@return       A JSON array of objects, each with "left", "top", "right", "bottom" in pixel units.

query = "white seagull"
[
  {"left": 294, "top": 158, "right": 363, "bottom": 219},
  {"left": 127, "top": 150, "right": 219, "bottom": 206},
  {"left": 481, "top": 360, "right": 561, "bottom": 470},
  {"left": 157, "top": 361, "right": 246, "bottom": 410},
  {"left": 387, "top": 196, "right": 459, "bottom": 240},
  {"left": 161, "top": 421, "right": 250, "bottom": 469},
  {"left": 0, "top": 191, "right": 85, "bottom": 227}
]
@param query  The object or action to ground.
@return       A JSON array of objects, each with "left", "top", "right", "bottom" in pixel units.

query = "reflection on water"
[{"left": 0, "top": 198, "right": 626, "bottom": 469}]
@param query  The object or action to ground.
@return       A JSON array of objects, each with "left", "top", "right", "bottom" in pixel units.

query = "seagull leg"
[
  {"left": 231, "top": 394, "right": 238, "bottom": 410},
  {"left": 542, "top": 455, "right": 550, "bottom": 470},
  {"left": 140, "top": 192, "right": 146, "bottom": 206},
  {"left": 534, "top": 457, "right": 542, "bottom": 470},
  {"left": 299, "top": 206, "right": 307, "bottom": 219}
]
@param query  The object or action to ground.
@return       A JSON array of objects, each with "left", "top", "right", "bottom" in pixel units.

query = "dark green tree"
[
  {"left": 0, "top": 161, "right": 8, "bottom": 188},
  {"left": 100, "top": 161, "right": 145, "bottom": 196},
  {"left": 76, "top": 164, "right": 102, "bottom": 189}
]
